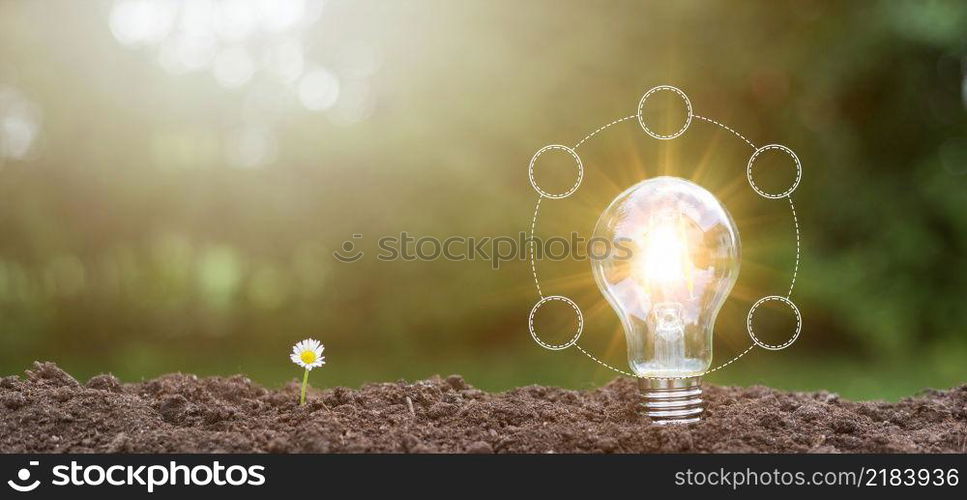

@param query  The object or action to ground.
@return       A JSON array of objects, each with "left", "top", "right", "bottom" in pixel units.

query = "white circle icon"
[
  {"left": 747, "top": 144, "right": 802, "bottom": 199},
  {"left": 528, "top": 295, "right": 583, "bottom": 350},
  {"left": 747, "top": 295, "right": 802, "bottom": 350},
  {"left": 528, "top": 145, "right": 584, "bottom": 199},
  {"left": 637, "top": 85, "right": 693, "bottom": 140}
]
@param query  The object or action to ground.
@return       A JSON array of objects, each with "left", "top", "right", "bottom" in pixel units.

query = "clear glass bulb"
[{"left": 591, "top": 176, "right": 740, "bottom": 423}]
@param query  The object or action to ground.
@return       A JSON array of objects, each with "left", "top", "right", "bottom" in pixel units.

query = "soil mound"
[{"left": 1, "top": 362, "right": 964, "bottom": 453}]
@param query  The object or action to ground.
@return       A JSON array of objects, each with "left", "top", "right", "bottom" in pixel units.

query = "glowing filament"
[{"left": 637, "top": 218, "right": 694, "bottom": 296}]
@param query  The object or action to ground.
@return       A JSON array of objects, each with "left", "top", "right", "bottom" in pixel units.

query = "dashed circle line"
[
  {"left": 574, "top": 115, "right": 636, "bottom": 150},
  {"left": 705, "top": 344, "right": 756, "bottom": 374},
  {"left": 529, "top": 197, "right": 543, "bottom": 299},
  {"left": 788, "top": 196, "right": 800, "bottom": 298},
  {"left": 528, "top": 145, "right": 584, "bottom": 199},
  {"left": 746, "top": 144, "right": 802, "bottom": 199},
  {"left": 692, "top": 114, "right": 756, "bottom": 150},
  {"left": 528, "top": 295, "right": 583, "bottom": 350},
  {"left": 637, "top": 85, "right": 693, "bottom": 140},
  {"left": 575, "top": 343, "right": 756, "bottom": 379},
  {"left": 575, "top": 345, "right": 634, "bottom": 377},
  {"left": 746, "top": 296, "right": 802, "bottom": 350}
]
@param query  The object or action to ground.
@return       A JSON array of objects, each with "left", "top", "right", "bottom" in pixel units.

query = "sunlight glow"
[
  {"left": 264, "top": 38, "right": 305, "bottom": 84},
  {"left": 213, "top": 47, "right": 255, "bottom": 88},
  {"left": 108, "top": 0, "right": 339, "bottom": 96},
  {"left": 107, "top": 0, "right": 380, "bottom": 167},
  {"left": 109, "top": 0, "right": 177, "bottom": 46},
  {"left": 224, "top": 125, "right": 276, "bottom": 168},
  {"left": 0, "top": 86, "right": 42, "bottom": 161},
  {"left": 298, "top": 67, "right": 340, "bottom": 111}
]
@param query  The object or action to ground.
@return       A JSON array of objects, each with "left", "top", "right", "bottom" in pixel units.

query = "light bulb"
[{"left": 591, "top": 176, "right": 740, "bottom": 423}]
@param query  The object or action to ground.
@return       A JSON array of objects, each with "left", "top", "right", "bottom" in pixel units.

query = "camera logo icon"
[
  {"left": 7, "top": 461, "right": 40, "bottom": 492},
  {"left": 332, "top": 234, "right": 364, "bottom": 263}
]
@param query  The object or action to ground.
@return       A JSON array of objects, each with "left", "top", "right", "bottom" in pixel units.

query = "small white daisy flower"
[
  {"left": 290, "top": 338, "right": 326, "bottom": 406},
  {"left": 290, "top": 338, "right": 326, "bottom": 370}
]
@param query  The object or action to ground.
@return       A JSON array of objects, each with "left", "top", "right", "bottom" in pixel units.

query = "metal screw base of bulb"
[{"left": 639, "top": 376, "right": 704, "bottom": 424}]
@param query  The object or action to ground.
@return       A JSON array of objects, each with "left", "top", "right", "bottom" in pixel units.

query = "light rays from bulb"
[{"left": 528, "top": 115, "right": 796, "bottom": 379}]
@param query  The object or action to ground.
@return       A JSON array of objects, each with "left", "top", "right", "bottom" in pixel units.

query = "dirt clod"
[
  {"left": 1, "top": 362, "right": 964, "bottom": 453},
  {"left": 86, "top": 374, "right": 122, "bottom": 393},
  {"left": 466, "top": 441, "right": 494, "bottom": 454}
]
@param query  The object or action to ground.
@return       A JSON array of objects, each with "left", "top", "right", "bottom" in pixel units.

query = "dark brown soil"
[{"left": 1, "top": 362, "right": 965, "bottom": 453}]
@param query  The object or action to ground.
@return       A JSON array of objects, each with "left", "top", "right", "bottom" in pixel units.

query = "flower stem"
[{"left": 300, "top": 368, "right": 309, "bottom": 406}]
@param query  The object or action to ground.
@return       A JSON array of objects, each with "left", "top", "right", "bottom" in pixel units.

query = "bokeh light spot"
[{"left": 298, "top": 67, "right": 340, "bottom": 111}]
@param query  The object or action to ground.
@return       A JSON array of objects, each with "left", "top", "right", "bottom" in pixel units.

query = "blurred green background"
[{"left": 0, "top": 0, "right": 964, "bottom": 400}]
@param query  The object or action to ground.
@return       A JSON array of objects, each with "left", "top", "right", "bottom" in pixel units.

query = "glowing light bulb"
[{"left": 591, "top": 176, "right": 740, "bottom": 423}]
